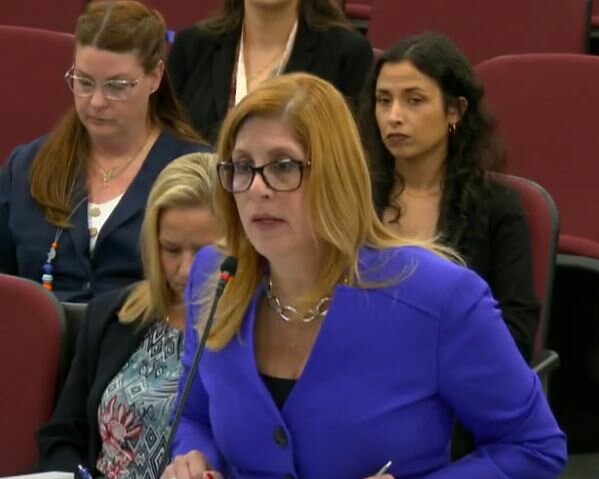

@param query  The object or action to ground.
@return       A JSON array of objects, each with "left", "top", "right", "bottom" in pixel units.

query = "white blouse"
[{"left": 87, "top": 194, "right": 123, "bottom": 253}]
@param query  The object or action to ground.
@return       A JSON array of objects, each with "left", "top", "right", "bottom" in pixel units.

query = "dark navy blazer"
[{"left": 0, "top": 132, "right": 209, "bottom": 302}]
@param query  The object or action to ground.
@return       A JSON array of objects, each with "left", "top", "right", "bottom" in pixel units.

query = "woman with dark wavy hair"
[
  {"left": 168, "top": 0, "right": 373, "bottom": 144},
  {"left": 362, "top": 31, "right": 538, "bottom": 362}
]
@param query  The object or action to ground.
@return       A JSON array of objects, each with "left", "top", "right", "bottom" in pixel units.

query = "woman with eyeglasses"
[
  {"left": 0, "top": 0, "right": 209, "bottom": 302},
  {"left": 161, "top": 73, "right": 566, "bottom": 479},
  {"left": 167, "top": 0, "right": 373, "bottom": 144}
]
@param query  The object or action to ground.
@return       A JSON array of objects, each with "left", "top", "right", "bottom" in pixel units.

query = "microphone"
[{"left": 158, "top": 255, "right": 238, "bottom": 475}]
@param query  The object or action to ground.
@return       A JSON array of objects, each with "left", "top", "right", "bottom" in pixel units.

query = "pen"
[
  {"left": 374, "top": 460, "right": 392, "bottom": 476},
  {"left": 77, "top": 464, "right": 94, "bottom": 479}
]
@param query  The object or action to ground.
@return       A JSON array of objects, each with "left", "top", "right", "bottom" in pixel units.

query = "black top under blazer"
[
  {"left": 0, "top": 133, "right": 209, "bottom": 302},
  {"left": 168, "top": 17, "right": 374, "bottom": 143},
  {"left": 37, "top": 287, "right": 151, "bottom": 474}
]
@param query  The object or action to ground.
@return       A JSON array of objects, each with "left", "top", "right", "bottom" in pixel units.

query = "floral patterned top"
[{"left": 96, "top": 322, "right": 183, "bottom": 479}]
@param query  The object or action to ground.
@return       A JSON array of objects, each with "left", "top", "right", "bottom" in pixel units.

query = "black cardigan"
[
  {"left": 451, "top": 182, "right": 539, "bottom": 361},
  {"left": 37, "top": 287, "right": 151, "bottom": 474},
  {"left": 167, "top": 17, "right": 374, "bottom": 144}
]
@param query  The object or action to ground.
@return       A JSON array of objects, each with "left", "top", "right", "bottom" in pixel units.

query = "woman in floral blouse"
[{"left": 37, "top": 153, "right": 220, "bottom": 478}]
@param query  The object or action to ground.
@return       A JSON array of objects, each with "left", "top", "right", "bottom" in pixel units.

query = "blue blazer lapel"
[
  {"left": 66, "top": 189, "right": 92, "bottom": 276},
  {"left": 93, "top": 132, "right": 176, "bottom": 250}
]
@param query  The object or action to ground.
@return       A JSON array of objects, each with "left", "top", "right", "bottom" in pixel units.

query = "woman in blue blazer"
[
  {"left": 162, "top": 73, "right": 566, "bottom": 479},
  {"left": 0, "top": 0, "right": 209, "bottom": 302}
]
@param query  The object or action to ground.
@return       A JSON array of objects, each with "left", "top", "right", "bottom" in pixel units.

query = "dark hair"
[
  {"left": 201, "top": 0, "right": 350, "bottom": 33},
  {"left": 30, "top": 0, "right": 203, "bottom": 227},
  {"left": 361, "top": 31, "right": 504, "bottom": 250}
]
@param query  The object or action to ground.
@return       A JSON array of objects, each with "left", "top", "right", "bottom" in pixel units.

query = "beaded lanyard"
[{"left": 41, "top": 195, "right": 88, "bottom": 291}]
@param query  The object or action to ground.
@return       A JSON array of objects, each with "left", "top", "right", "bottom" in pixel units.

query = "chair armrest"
[
  {"left": 532, "top": 349, "right": 559, "bottom": 396},
  {"left": 558, "top": 253, "right": 599, "bottom": 273},
  {"left": 60, "top": 301, "right": 88, "bottom": 372},
  {"left": 559, "top": 235, "right": 599, "bottom": 260},
  {"left": 533, "top": 349, "right": 559, "bottom": 374}
]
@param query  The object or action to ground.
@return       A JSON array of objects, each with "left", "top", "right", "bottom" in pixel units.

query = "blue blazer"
[
  {"left": 173, "top": 245, "right": 566, "bottom": 479},
  {"left": 0, "top": 133, "right": 209, "bottom": 302}
]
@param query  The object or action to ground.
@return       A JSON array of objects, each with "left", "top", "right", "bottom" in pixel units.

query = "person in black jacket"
[
  {"left": 361, "top": 31, "right": 539, "bottom": 363},
  {"left": 167, "top": 0, "right": 373, "bottom": 144},
  {"left": 37, "top": 153, "right": 221, "bottom": 478},
  {"left": 361, "top": 31, "right": 541, "bottom": 460}
]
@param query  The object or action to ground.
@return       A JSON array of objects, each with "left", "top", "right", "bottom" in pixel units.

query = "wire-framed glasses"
[
  {"left": 64, "top": 65, "right": 144, "bottom": 101},
  {"left": 217, "top": 158, "right": 311, "bottom": 193}
]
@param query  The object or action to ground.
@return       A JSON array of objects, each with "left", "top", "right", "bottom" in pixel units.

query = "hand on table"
[{"left": 161, "top": 450, "right": 222, "bottom": 479}]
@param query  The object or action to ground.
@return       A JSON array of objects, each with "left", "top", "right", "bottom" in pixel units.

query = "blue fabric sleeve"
[
  {"left": 171, "top": 247, "right": 226, "bottom": 472},
  {"left": 428, "top": 269, "right": 566, "bottom": 478}
]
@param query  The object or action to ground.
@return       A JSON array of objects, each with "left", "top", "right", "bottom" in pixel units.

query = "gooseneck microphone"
[{"left": 158, "top": 256, "right": 238, "bottom": 476}]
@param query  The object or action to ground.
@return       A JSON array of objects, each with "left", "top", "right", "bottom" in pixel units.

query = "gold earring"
[{"left": 448, "top": 123, "right": 457, "bottom": 134}]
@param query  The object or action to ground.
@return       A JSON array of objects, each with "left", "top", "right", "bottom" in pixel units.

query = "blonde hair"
[
  {"left": 203, "top": 72, "right": 453, "bottom": 349},
  {"left": 119, "top": 152, "right": 218, "bottom": 325},
  {"left": 30, "top": 0, "right": 204, "bottom": 228}
]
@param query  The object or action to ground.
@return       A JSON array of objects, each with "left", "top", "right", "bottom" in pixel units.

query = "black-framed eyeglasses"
[
  {"left": 64, "top": 65, "right": 144, "bottom": 101},
  {"left": 217, "top": 158, "right": 311, "bottom": 193}
]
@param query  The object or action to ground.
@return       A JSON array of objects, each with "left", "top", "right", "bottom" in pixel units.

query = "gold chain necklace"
[
  {"left": 242, "top": 25, "right": 289, "bottom": 86},
  {"left": 402, "top": 188, "right": 442, "bottom": 198},
  {"left": 264, "top": 277, "right": 331, "bottom": 323},
  {"left": 245, "top": 47, "right": 286, "bottom": 86},
  {"left": 92, "top": 129, "right": 154, "bottom": 188}
]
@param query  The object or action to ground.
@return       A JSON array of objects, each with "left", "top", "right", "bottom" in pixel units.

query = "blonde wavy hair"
[
  {"left": 119, "top": 152, "right": 218, "bottom": 325},
  {"left": 201, "top": 73, "right": 455, "bottom": 349}
]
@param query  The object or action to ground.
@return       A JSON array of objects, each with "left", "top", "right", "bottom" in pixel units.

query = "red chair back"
[
  {"left": 477, "top": 53, "right": 599, "bottom": 252},
  {"left": 368, "top": 0, "right": 591, "bottom": 64},
  {"left": 493, "top": 174, "right": 559, "bottom": 353},
  {"left": 346, "top": 0, "right": 372, "bottom": 20},
  {"left": 0, "top": 0, "right": 84, "bottom": 32},
  {"left": 0, "top": 274, "right": 66, "bottom": 475},
  {"left": 0, "top": 26, "right": 74, "bottom": 166}
]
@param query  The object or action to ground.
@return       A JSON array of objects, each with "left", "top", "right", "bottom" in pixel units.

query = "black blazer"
[
  {"left": 455, "top": 182, "right": 540, "bottom": 361},
  {"left": 37, "top": 287, "right": 151, "bottom": 474},
  {"left": 0, "top": 133, "right": 209, "bottom": 302},
  {"left": 168, "top": 18, "right": 374, "bottom": 143}
]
